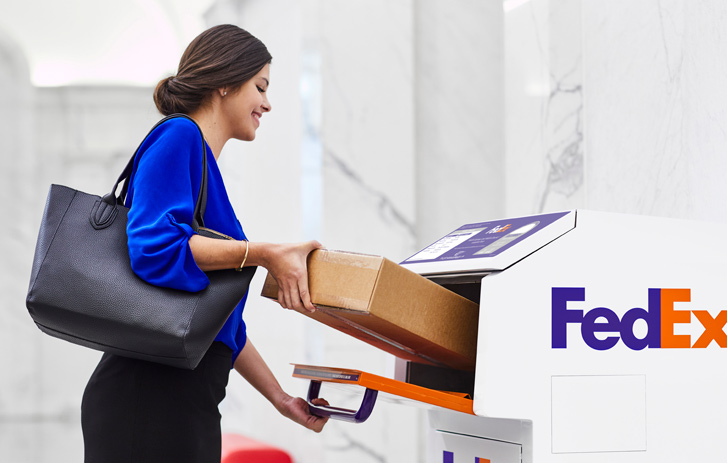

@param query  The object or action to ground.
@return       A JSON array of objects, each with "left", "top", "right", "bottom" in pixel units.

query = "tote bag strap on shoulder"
[{"left": 106, "top": 113, "right": 210, "bottom": 231}]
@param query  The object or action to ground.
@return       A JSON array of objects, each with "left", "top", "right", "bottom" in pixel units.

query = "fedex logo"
[
  {"left": 552, "top": 287, "right": 727, "bottom": 350},
  {"left": 486, "top": 224, "right": 511, "bottom": 234},
  {"left": 443, "top": 451, "right": 489, "bottom": 463}
]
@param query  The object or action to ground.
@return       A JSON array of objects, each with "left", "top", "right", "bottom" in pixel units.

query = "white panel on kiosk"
[{"left": 472, "top": 209, "right": 727, "bottom": 461}]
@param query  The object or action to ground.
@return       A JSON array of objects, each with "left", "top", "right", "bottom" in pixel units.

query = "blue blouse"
[{"left": 125, "top": 117, "right": 248, "bottom": 365}]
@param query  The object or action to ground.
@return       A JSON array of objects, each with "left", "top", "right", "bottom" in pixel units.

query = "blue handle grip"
[{"left": 306, "top": 380, "right": 378, "bottom": 423}]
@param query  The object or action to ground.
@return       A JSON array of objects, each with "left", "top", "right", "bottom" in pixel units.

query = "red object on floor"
[{"left": 221, "top": 433, "right": 294, "bottom": 463}]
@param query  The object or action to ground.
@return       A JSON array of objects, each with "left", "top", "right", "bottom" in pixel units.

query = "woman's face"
[{"left": 222, "top": 63, "right": 272, "bottom": 141}]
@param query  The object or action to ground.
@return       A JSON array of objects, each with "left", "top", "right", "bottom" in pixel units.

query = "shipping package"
[{"left": 261, "top": 249, "right": 479, "bottom": 370}]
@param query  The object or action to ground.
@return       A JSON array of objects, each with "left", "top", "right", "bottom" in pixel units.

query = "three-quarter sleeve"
[{"left": 125, "top": 118, "right": 210, "bottom": 292}]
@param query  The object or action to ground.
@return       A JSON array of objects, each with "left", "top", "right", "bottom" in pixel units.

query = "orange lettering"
[
  {"left": 661, "top": 288, "right": 691, "bottom": 348},
  {"left": 692, "top": 310, "right": 727, "bottom": 348}
]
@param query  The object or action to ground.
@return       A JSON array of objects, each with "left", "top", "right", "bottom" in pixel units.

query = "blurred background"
[{"left": 2, "top": 0, "right": 727, "bottom": 461}]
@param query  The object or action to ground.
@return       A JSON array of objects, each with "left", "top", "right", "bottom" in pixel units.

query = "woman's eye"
[{"left": 257, "top": 86, "right": 266, "bottom": 93}]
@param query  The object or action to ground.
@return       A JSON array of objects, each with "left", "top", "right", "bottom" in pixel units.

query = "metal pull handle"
[{"left": 306, "top": 380, "right": 378, "bottom": 423}]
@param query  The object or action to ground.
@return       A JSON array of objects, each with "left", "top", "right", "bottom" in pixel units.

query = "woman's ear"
[{"left": 218, "top": 88, "right": 228, "bottom": 98}]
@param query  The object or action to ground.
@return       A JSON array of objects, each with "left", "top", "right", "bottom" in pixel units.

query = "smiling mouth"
[{"left": 252, "top": 112, "right": 262, "bottom": 126}]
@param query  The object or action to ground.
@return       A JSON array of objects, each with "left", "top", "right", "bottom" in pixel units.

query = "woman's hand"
[
  {"left": 234, "top": 341, "right": 329, "bottom": 433},
  {"left": 275, "top": 394, "right": 330, "bottom": 433},
  {"left": 258, "top": 240, "right": 323, "bottom": 313},
  {"left": 188, "top": 236, "right": 322, "bottom": 312}
]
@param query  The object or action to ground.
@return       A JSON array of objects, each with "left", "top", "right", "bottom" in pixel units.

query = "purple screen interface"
[{"left": 402, "top": 211, "right": 570, "bottom": 264}]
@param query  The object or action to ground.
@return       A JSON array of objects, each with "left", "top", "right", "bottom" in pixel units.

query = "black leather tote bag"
[{"left": 26, "top": 114, "right": 255, "bottom": 369}]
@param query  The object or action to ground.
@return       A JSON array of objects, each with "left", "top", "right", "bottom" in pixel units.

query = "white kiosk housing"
[{"left": 398, "top": 210, "right": 727, "bottom": 462}]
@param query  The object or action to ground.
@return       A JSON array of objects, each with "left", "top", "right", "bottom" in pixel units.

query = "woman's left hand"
[{"left": 276, "top": 394, "right": 330, "bottom": 432}]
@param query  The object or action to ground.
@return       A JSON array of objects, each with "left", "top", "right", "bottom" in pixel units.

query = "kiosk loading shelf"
[
  {"left": 292, "top": 210, "right": 727, "bottom": 462},
  {"left": 292, "top": 364, "right": 474, "bottom": 422}
]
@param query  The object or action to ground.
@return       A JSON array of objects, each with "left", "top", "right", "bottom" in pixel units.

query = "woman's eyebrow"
[{"left": 261, "top": 77, "right": 269, "bottom": 87}]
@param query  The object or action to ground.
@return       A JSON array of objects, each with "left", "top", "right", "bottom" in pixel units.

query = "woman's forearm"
[
  {"left": 188, "top": 235, "right": 270, "bottom": 271},
  {"left": 188, "top": 235, "right": 322, "bottom": 313},
  {"left": 234, "top": 339, "right": 330, "bottom": 432},
  {"left": 233, "top": 339, "right": 287, "bottom": 408}
]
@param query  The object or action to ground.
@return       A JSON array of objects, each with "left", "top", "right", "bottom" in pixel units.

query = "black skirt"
[{"left": 81, "top": 342, "right": 232, "bottom": 463}]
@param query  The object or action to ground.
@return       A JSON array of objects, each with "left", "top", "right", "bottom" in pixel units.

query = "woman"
[{"left": 81, "top": 24, "right": 328, "bottom": 463}]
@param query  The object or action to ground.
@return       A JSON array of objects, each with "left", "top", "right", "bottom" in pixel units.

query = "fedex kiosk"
[{"left": 298, "top": 210, "right": 727, "bottom": 462}]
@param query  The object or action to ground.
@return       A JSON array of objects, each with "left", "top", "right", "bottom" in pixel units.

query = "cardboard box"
[{"left": 261, "top": 249, "right": 479, "bottom": 370}]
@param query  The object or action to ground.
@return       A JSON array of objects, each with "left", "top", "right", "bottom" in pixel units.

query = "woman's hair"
[{"left": 154, "top": 24, "right": 272, "bottom": 115}]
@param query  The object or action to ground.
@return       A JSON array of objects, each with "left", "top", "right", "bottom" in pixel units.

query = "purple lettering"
[{"left": 552, "top": 287, "right": 585, "bottom": 348}]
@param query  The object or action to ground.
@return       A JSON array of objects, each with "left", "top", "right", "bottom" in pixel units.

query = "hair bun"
[{"left": 154, "top": 76, "right": 181, "bottom": 116}]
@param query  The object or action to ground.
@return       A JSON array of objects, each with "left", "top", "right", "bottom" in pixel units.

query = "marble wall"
[
  {"left": 415, "top": 0, "right": 505, "bottom": 249},
  {"left": 504, "top": 0, "right": 585, "bottom": 216},
  {"left": 583, "top": 0, "right": 727, "bottom": 222},
  {"left": 504, "top": 0, "right": 727, "bottom": 223}
]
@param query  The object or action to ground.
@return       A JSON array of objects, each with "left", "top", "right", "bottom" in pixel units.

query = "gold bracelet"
[{"left": 236, "top": 240, "right": 249, "bottom": 272}]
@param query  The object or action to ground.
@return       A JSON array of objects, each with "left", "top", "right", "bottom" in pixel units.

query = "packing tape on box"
[{"left": 315, "top": 249, "right": 383, "bottom": 269}]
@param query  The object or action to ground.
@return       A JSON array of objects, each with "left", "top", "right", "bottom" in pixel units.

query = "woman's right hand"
[
  {"left": 257, "top": 240, "right": 323, "bottom": 313},
  {"left": 276, "top": 395, "right": 330, "bottom": 433}
]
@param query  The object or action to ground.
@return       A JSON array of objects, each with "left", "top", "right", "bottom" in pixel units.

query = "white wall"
[
  {"left": 504, "top": 0, "right": 727, "bottom": 222},
  {"left": 504, "top": 0, "right": 585, "bottom": 216},
  {"left": 415, "top": 0, "right": 505, "bottom": 249},
  {"left": 0, "top": 29, "right": 161, "bottom": 460},
  {"left": 583, "top": 0, "right": 727, "bottom": 221}
]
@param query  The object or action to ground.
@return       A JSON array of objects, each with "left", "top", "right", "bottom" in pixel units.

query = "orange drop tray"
[{"left": 292, "top": 364, "right": 474, "bottom": 422}]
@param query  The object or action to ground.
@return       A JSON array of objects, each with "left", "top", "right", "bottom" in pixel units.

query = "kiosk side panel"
[{"left": 473, "top": 210, "right": 727, "bottom": 462}]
